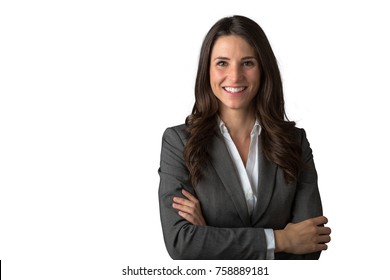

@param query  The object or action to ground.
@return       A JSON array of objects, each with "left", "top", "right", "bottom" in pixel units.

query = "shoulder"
[
  {"left": 292, "top": 127, "right": 308, "bottom": 143},
  {"left": 162, "top": 124, "right": 188, "bottom": 146},
  {"left": 292, "top": 127, "right": 314, "bottom": 160}
]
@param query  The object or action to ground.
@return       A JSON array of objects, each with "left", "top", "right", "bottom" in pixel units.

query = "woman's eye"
[
  {"left": 216, "top": 61, "right": 227, "bottom": 67},
  {"left": 243, "top": 60, "right": 255, "bottom": 67}
]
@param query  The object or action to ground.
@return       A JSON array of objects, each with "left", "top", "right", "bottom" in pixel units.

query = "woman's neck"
[{"left": 219, "top": 109, "right": 256, "bottom": 140}]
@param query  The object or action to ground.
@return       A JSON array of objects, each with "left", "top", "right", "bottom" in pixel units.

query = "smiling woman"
[{"left": 158, "top": 15, "right": 331, "bottom": 260}]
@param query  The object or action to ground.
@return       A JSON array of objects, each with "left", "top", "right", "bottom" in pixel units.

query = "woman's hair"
[{"left": 184, "top": 15, "right": 302, "bottom": 186}]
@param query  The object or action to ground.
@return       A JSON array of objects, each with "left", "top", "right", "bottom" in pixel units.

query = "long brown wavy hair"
[{"left": 184, "top": 15, "right": 302, "bottom": 186}]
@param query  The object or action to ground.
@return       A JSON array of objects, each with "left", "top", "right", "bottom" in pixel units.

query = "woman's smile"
[{"left": 223, "top": 86, "right": 247, "bottom": 94}]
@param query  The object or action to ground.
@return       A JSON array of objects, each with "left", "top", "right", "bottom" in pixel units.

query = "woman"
[{"left": 158, "top": 15, "right": 331, "bottom": 260}]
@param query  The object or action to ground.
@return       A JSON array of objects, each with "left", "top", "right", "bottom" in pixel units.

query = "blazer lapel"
[
  {"left": 251, "top": 135, "right": 277, "bottom": 224},
  {"left": 208, "top": 132, "right": 251, "bottom": 226}
]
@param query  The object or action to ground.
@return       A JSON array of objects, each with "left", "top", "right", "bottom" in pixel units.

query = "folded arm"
[{"left": 173, "top": 188, "right": 331, "bottom": 257}]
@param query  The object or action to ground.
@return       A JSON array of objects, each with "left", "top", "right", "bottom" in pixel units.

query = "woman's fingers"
[
  {"left": 173, "top": 202, "right": 205, "bottom": 225},
  {"left": 315, "top": 243, "right": 328, "bottom": 251},
  {"left": 177, "top": 210, "right": 196, "bottom": 224},
  {"left": 173, "top": 196, "right": 195, "bottom": 208},
  {"left": 317, "top": 234, "right": 331, "bottom": 244},
  {"left": 311, "top": 215, "right": 328, "bottom": 226},
  {"left": 172, "top": 201, "right": 196, "bottom": 215},
  {"left": 181, "top": 189, "right": 197, "bottom": 202},
  {"left": 172, "top": 190, "right": 206, "bottom": 226},
  {"left": 318, "top": 226, "right": 331, "bottom": 235}
]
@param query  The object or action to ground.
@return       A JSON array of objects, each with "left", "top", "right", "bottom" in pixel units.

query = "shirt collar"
[{"left": 251, "top": 119, "right": 261, "bottom": 136}]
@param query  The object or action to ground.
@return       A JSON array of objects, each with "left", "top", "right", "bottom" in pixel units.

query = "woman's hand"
[
  {"left": 172, "top": 189, "right": 206, "bottom": 226},
  {"left": 274, "top": 216, "right": 331, "bottom": 254}
]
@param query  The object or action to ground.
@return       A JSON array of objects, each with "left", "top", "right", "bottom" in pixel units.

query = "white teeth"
[{"left": 224, "top": 87, "right": 245, "bottom": 93}]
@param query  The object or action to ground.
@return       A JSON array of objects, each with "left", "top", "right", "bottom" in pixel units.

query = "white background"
[{"left": 1, "top": 0, "right": 389, "bottom": 279}]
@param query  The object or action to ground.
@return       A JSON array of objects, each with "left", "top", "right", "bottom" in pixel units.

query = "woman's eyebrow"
[
  {"left": 213, "top": 56, "right": 230, "bottom": 61},
  {"left": 213, "top": 56, "right": 257, "bottom": 61},
  {"left": 241, "top": 56, "right": 257, "bottom": 60}
]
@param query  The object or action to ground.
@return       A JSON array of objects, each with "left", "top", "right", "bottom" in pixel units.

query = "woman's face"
[{"left": 209, "top": 35, "right": 260, "bottom": 115}]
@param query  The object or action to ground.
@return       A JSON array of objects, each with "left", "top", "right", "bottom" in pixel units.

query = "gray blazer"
[{"left": 158, "top": 124, "right": 323, "bottom": 260}]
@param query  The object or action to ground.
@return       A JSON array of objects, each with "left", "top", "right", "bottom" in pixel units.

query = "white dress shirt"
[{"left": 219, "top": 118, "right": 275, "bottom": 259}]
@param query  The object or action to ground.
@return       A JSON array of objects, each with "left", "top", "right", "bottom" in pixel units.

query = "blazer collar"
[
  {"left": 251, "top": 134, "right": 277, "bottom": 224},
  {"left": 208, "top": 131, "right": 251, "bottom": 226}
]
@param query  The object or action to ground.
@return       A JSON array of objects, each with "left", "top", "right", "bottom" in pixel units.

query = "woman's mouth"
[{"left": 223, "top": 86, "right": 246, "bottom": 94}]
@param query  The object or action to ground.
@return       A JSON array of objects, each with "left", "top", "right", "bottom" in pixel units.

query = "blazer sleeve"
[
  {"left": 158, "top": 127, "right": 268, "bottom": 260},
  {"left": 278, "top": 128, "right": 323, "bottom": 260}
]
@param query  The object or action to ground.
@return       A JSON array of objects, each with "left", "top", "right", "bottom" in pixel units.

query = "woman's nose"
[{"left": 227, "top": 65, "right": 242, "bottom": 82}]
